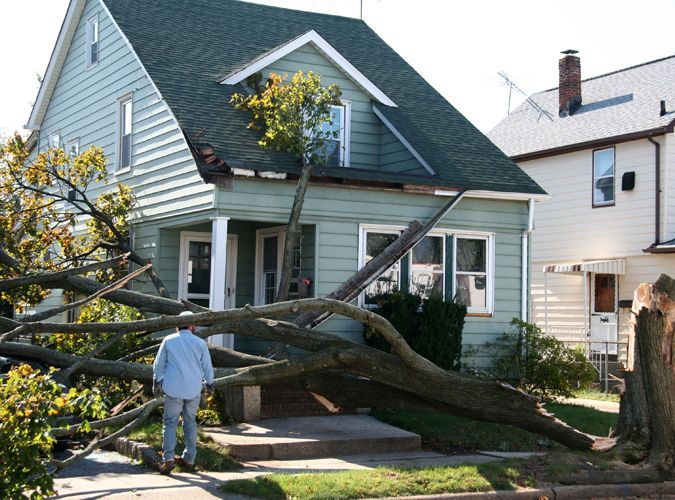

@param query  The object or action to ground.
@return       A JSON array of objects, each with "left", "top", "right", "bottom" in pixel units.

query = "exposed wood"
[{"left": 618, "top": 274, "right": 675, "bottom": 478}]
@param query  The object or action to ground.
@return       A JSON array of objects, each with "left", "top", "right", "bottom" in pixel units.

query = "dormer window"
[
  {"left": 319, "top": 102, "right": 350, "bottom": 167},
  {"left": 85, "top": 15, "right": 99, "bottom": 68}
]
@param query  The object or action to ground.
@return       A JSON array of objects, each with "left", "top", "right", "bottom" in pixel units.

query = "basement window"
[{"left": 593, "top": 147, "right": 615, "bottom": 207}]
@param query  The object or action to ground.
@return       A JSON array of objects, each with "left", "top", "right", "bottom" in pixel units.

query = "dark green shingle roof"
[{"left": 103, "top": 0, "right": 545, "bottom": 195}]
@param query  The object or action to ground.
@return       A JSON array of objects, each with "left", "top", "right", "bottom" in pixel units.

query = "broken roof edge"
[{"left": 219, "top": 29, "right": 397, "bottom": 107}]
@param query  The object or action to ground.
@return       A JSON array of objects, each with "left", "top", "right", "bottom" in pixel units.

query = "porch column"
[{"left": 209, "top": 216, "right": 233, "bottom": 349}]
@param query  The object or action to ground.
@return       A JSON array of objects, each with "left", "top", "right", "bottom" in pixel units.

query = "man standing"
[{"left": 153, "top": 310, "right": 214, "bottom": 474}]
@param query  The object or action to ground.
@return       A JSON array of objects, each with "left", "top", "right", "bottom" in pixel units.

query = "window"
[
  {"left": 49, "top": 132, "right": 60, "bottom": 149},
  {"left": 410, "top": 235, "right": 444, "bottom": 299},
  {"left": 255, "top": 227, "right": 303, "bottom": 305},
  {"left": 593, "top": 147, "right": 615, "bottom": 206},
  {"left": 66, "top": 138, "right": 79, "bottom": 158},
  {"left": 362, "top": 229, "right": 402, "bottom": 306},
  {"left": 316, "top": 102, "right": 350, "bottom": 167},
  {"left": 117, "top": 95, "right": 132, "bottom": 170},
  {"left": 454, "top": 236, "right": 492, "bottom": 313},
  {"left": 85, "top": 15, "right": 99, "bottom": 68},
  {"left": 360, "top": 226, "right": 494, "bottom": 314}
]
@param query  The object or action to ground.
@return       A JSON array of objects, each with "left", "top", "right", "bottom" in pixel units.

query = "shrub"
[
  {"left": 0, "top": 364, "right": 106, "bottom": 498},
  {"left": 489, "top": 319, "right": 596, "bottom": 399},
  {"left": 364, "top": 292, "right": 465, "bottom": 370}
]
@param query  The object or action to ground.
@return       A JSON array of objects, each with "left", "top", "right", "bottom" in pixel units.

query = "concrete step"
[{"left": 201, "top": 415, "right": 421, "bottom": 461}]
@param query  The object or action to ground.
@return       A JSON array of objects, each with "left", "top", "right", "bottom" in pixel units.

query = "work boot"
[
  {"left": 158, "top": 460, "right": 174, "bottom": 475},
  {"left": 174, "top": 455, "right": 195, "bottom": 472}
]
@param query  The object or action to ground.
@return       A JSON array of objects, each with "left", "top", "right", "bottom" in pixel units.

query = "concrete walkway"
[{"left": 53, "top": 448, "right": 511, "bottom": 499}]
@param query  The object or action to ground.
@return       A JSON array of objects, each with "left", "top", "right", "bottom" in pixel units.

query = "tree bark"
[{"left": 618, "top": 274, "right": 675, "bottom": 478}]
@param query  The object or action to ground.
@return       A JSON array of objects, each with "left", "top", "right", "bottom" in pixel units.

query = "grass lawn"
[
  {"left": 124, "top": 417, "right": 239, "bottom": 472},
  {"left": 220, "top": 404, "right": 624, "bottom": 499},
  {"left": 372, "top": 402, "right": 618, "bottom": 453},
  {"left": 572, "top": 388, "right": 621, "bottom": 402}
]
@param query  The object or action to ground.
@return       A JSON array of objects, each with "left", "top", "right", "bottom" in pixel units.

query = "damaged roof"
[
  {"left": 489, "top": 55, "right": 675, "bottom": 160},
  {"left": 103, "top": 0, "right": 545, "bottom": 195}
]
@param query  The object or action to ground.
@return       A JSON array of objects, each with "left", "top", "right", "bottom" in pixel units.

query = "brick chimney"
[{"left": 559, "top": 50, "right": 581, "bottom": 117}]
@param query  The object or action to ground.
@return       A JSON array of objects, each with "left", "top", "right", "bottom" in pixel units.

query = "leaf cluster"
[
  {"left": 0, "top": 364, "right": 106, "bottom": 498},
  {"left": 487, "top": 318, "right": 597, "bottom": 399},
  {"left": 364, "top": 292, "right": 466, "bottom": 370},
  {"left": 0, "top": 134, "right": 135, "bottom": 309},
  {"left": 230, "top": 71, "right": 342, "bottom": 166}
]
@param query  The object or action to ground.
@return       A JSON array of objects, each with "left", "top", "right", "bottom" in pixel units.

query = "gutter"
[
  {"left": 648, "top": 136, "right": 661, "bottom": 246},
  {"left": 521, "top": 198, "right": 535, "bottom": 321}
]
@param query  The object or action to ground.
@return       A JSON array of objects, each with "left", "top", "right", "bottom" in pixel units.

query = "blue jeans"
[{"left": 162, "top": 394, "right": 201, "bottom": 464}]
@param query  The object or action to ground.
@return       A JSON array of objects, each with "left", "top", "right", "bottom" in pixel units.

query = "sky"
[{"left": 1, "top": 0, "right": 675, "bottom": 138}]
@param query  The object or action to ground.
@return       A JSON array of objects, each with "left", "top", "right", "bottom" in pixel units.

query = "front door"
[
  {"left": 178, "top": 232, "right": 237, "bottom": 346},
  {"left": 590, "top": 273, "right": 618, "bottom": 354}
]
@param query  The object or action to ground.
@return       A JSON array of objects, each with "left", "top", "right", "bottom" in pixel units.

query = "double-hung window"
[
  {"left": 453, "top": 235, "right": 492, "bottom": 314},
  {"left": 362, "top": 229, "right": 402, "bottom": 306},
  {"left": 593, "top": 147, "right": 615, "bottom": 207},
  {"left": 317, "top": 102, "right": 350, "bottom": 167},
  {"left": 85, "top": 15, "right": 99, "bottom": 68},
  {"left": 410, "top": 235, "right": 444, "bottom": 299},
  {"left": 117, "top": 95, "right": 133, "bottom": 171},
  {"left": 49, "top": 132, "right": 61, "bottom": 149}
]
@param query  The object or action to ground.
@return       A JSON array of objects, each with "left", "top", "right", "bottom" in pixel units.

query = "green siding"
[
  {"left": 261, "top": 44, "right": 426, "bottom": 175},
  {"left": 37, "top": 0, "right": 212, "bottom": 225}
]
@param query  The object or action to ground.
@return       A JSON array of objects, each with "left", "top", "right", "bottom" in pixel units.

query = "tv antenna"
[{"left": 498, "top": 71, "right": 553, "bottom": 121}]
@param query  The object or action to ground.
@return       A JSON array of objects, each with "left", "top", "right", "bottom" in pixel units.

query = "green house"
[{"left": 27, "top": 0, "right": 545, "bottom": 363}]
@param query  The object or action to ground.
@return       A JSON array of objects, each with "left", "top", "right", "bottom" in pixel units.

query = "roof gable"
[
  {"left": 221, "top": 29, "right": 397, "bottom": 108},
  {"left": 489, "top": 55, "right": 675, "bottom": 159}
]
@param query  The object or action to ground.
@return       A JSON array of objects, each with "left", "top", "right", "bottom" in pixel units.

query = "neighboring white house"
[{"left": 489, "top": 52, "right": 675, "bottom": 364}]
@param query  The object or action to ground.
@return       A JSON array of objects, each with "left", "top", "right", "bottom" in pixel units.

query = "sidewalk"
[{"left": 53, "top": 448, "right": 518, "bottom": 499}]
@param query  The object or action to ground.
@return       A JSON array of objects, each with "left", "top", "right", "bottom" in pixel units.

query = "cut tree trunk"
[{"left": 618, "top": 274, "right": 675, "bottom": 478}]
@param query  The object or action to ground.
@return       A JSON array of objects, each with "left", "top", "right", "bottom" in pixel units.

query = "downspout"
[
  {"left": 647, "top": 136, "right": 661, "bottom": 245},
  {"left": 521, "top": 198, "right": 535, "bottom": 321}
]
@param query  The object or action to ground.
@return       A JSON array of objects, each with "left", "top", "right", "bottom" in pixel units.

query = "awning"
[{"left": 543, "top": 259, "right": 626, "bottom": 275}]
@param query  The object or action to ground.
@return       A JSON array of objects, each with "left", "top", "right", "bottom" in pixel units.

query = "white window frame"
[
  {"left": 254, "top": 226, "right": 286, "bottom": 306},
  {"left": 334, "top": 101, "right": 351, "bottom": 167},
  {"left": 66, "top": 138, "right": 79, "bottom": 158},
  {"left": 49, "top": 131, "right": 61, "bottom": 149},
  {"left": 85, "top": 14, "right": 99, "bottom": 69},
  {"left": 358, "top": 224, "right": 405, "bottom": 308},
  {"left": 116, "top": 94, "right": 133, "bottom": 172},
  {"left": 408, "top": 233, "right": 446, "bottom": 300},
  {"left": 452, "top": 233, "right": 495, "bottom": 315},
  {"left": 592, "top": 147, "right": 615, "bottom": 207}
]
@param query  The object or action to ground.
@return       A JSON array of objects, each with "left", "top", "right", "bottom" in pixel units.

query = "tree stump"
[{"left": 618, "top": 274, "right": 675, "bottom": 478}]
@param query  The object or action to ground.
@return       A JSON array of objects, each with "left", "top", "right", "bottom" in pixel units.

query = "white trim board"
[
  {"left": 372, "top": 104, "right": 435, "bottom": 175},
  {"left": 221, "top": 30, "right": 397, "bottom": 108}
]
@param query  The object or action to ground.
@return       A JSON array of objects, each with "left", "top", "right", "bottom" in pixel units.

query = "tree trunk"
[
  {"left": 619, "top": 274, "right": 675, "bottom": 478},
  {"left": 276, "top": 163, "right": 314, "bottom": 303}
]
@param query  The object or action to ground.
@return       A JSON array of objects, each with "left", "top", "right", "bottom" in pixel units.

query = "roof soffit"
[{"left": 220, "top": 29, "right": 397, "bottom": 108}]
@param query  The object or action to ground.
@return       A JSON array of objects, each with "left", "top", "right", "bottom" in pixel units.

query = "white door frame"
[
  {"left": 254, "top": 226, "right": 286, "bottom": 305},
  {"left": 178, "top": 231, "right": 238, "bottom": 346},
  {"left": 590, "top": 272, "right": 618, "bottom": 354}
]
